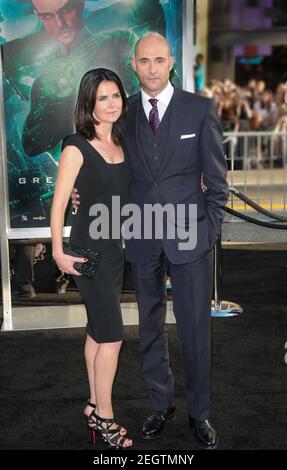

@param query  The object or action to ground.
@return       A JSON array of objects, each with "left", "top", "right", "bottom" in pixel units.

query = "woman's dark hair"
[{"left": 75, "top": 68, "right": 127, "bottom": 145}]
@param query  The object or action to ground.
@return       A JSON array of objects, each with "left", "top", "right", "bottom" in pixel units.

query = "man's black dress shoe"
[
  {"left": 141, "top": 406, "right": 176, "bottom": 439},
  {"left": 189, "top": 416, "right": 218, "bottom": 449}
]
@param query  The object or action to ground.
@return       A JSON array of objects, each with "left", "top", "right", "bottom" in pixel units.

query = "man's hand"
[
  {"left": 71, "top": 187, "right": 80, "bottom": 213},
  {"left": 201, "top": 175, "right": 207, "bottom": 193}
]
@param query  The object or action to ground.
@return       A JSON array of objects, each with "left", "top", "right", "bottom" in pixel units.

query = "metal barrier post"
[
  {"left": 0, "top": 52, "right": 13, "bottom": 330},
  {"left": 211, "top": 231, "right": 243, "bottom": 317}
]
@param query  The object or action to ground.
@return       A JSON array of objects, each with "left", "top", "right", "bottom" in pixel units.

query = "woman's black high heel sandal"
[
  {"left": 89, "top": 411, "right": 132, "bottom": 449},
  {"left": 84, "top": 401, "right": 127, "bottom": 444}
]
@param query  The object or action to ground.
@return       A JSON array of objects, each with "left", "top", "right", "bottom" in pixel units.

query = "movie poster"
[{"left": 0, "top": 0, "right": 183, "bottom": 229}]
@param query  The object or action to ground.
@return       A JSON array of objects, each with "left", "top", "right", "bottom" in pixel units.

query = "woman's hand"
[{"left": 53, "top": 252, "right": 87, "bottom": 276}]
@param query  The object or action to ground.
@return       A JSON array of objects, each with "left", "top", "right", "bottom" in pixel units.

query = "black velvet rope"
[
  {"left": 225, "top": 206, "right": 287, "bottom": 229},
  {"left": 229, "top": 186, "right": 287, "bottom": 222}
]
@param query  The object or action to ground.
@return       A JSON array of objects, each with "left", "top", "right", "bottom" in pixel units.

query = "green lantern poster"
[{"left": 0, "top": 0, "right": 183, "bottom": 229}]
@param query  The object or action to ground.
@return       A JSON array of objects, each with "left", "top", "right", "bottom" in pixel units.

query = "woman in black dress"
[{"left": 51, "top": 69, "right": 132, "bottom": 448}]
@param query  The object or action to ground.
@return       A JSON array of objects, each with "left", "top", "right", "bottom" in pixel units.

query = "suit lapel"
[
  {"left": 157, "top": 87, "right": 187, "bottom": 175},
  {"left": 126, "top": 94, "right": 154, "bottom": 180}
]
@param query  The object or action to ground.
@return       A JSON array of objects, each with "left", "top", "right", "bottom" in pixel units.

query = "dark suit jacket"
[{"left": 124, "top": 87, "right": 229, "bottom": 264}]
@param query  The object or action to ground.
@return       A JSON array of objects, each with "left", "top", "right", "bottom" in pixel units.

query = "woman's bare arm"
[{"left": 50, "top": 145, "right": 86, "bottom": 275}]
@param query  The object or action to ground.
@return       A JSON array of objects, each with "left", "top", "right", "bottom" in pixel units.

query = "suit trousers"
[{"left": 132, "top": 241, "right": 213, "bottom": 421}]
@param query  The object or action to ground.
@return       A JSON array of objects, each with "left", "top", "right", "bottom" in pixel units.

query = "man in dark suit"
[
  {"left": 124, "top": 33, "right": 228, "bottom": 449},
  {"left": 72, "top": 33, "right": 228, "bottom": 449}
]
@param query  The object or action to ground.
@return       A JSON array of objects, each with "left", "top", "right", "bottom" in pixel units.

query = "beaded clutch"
[{"left": 63, "top": 241, "right": 101, "bottom": 279}]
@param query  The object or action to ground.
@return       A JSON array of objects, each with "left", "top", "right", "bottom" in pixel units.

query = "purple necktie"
[{"left": 149, "top": 98, "right": 160, "bottom": 134}]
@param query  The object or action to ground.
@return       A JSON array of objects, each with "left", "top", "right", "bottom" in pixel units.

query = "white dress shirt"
[{"left": 141, "top": 81, "right": 174, "bottom": 122}]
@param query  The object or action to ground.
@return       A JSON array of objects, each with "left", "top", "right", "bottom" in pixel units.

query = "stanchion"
[
  {"left": 211, "top": 231, "right": 243, "bottom": 317},
  {"left": 165, "top": 232, "right": 242, "bottom": 317}
]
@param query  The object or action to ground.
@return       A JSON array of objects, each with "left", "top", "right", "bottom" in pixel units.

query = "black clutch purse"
[{"left": 63, "top": 241, "right": 101, "bottom": 279}]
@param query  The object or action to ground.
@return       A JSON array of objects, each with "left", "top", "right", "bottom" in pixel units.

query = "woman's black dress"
[{"left": 62, "top": 134, "right": 131, "bottom": 343}]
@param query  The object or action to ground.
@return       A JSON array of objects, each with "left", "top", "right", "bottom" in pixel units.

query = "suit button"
[
  {"left": 153, "top": 142, "right": 158, "bottom": 148},
  {"left": 154, "top": 156, "right": 159, "bottom": 160},
  {"left": 154, "top": 181, "right": 158, "bottom": 186}
]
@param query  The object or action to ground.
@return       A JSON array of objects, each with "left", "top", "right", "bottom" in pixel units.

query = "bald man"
[
  {"left": 73, "top": 33, "right": 228, "bottom": 449},
  {"left": 127, "top": 33, "right": 228, "bottom": 449}
]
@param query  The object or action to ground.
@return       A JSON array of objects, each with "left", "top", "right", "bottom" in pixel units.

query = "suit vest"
[{"left": 137, "top": 99, "right": 172, "bottom": 176}]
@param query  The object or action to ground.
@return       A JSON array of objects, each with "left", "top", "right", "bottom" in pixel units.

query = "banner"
[{"left": 0, "top": 0, "right": 183, "bottom": 230}]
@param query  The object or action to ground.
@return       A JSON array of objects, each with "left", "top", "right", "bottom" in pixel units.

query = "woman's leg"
[
  {"left": 94, "top": 341, "right": 132, "bottom": 447},
  {"left": 94, "top": 341, "right": 122, "bottom": 418},
  {"left": 83, "top": 334, "right": 99, "bottom": 417}
]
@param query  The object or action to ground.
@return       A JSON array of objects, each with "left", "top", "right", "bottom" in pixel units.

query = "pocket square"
[{"left": 180, "top": 133, "right": 196, "bottom": 139}]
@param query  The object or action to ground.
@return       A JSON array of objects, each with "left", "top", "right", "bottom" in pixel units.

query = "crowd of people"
[{"left": 200, "top": 78, "right": 287, "bottom": 133}]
